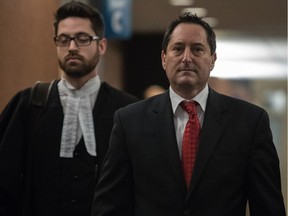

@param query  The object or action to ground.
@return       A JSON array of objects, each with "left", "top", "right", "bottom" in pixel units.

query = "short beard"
[
  {"left": 59, "top": 61, "right": 96, "bottom": 78},
  {"left": 59, "top": 52, "right": 100, "bottom": 78}
]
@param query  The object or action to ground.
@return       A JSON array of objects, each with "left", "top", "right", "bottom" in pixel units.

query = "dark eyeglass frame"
[{"left": 54, "top": 34, "right": 100, "bottom": 47}]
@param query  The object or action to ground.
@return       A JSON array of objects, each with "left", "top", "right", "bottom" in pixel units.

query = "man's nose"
[
  {"left": 182, "top": 48, "right": 192, "bottom": 63},
  {"left": 68, "top": 39, "right": 78, "bottom": 50}
]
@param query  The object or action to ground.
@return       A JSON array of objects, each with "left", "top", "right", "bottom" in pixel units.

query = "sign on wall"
[{"left": 102, "top": 0, "right": 132, "bottom": 39}]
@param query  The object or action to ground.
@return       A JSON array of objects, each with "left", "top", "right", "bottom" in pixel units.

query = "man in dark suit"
[
  {"left": 0, "top": 1, "right": 138, "bottom": 216},
  {"left": 92, "top": 13, "right": 286, "bottom": 216}
]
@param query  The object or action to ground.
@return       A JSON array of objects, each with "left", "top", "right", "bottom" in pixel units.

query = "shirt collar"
[
  {"left": 169, "top": 84, "right": 209, "bottom": 114},
  {"left": 59, "top": 75, "right": 101, "bottom": 97}
]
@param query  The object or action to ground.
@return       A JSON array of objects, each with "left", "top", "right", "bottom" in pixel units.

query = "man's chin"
[
  {"left": 177, "top": 76, "right": 196, "bottom": 85},
  {"left": 65, "top": 72, "right": 85, "bottom": 78},
  {"left": 64, "top": 67, "right": 95, "bottom": 78},
  {"left": 59, "top": 60, "right": 96, "bottom": 78},
  {"left": 64, "top": 68, "right": 85, "bottom": 78}
]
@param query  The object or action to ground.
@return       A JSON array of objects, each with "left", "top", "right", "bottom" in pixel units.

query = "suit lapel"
[
  {"left": 142, "top": 89, "right": 229, "bottom": 197},
  {"left": 187, "top": 89, "right": 228, "bottom": 198},
  {"left": 150, "top": 92, "right": 187, "bottom": 194}
]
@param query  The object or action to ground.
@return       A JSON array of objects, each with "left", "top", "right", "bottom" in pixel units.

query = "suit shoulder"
[
  {"left": 98, "top": 82, "right": 139, "bottom": 107},
  {"left": 2, "top": 87, "right": 32, "bottom": 112},
  {"left": 116, "top": 92, "right": 166, "bottom": 115},
  {"left": 101, "top": 82, "right": 136, "bottom": 97},
  {"left": 0, "top": 87, "right": 32, "bottom": 131},
  {"left": 210, "top": 89, "right": 266, "bottom": 115},
  {"left": 225, "top": 94, "right": 263, "bottom": 110}
]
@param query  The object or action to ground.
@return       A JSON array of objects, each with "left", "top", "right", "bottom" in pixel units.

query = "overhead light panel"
[
  {"left": 202, "top": 17, "right": 218, "bottom": 27},
  {"left": 169, "top": 0, "right": 194, "bottom": 6},
  {"left": 181, "top": 7, "right": 207, "bottom": 17},
  {"left": 211, "top": 38, "right": 287, "bottom": 79}
]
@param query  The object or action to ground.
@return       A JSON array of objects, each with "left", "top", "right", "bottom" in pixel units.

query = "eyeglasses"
[{"left": 54, "top": 33, "right": 100, "bottom": 47}]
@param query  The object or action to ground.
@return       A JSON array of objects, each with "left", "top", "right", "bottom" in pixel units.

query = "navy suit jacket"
[{"left": 92, "top": 88, "right": 285, "bottom": 216}]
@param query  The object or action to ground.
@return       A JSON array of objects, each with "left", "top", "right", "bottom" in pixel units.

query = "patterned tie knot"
[{"left": 180, "top": 101, "right": 197, "bottom": 116}]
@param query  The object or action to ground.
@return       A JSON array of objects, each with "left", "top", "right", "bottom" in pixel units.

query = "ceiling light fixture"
[
  {"left": 202, "top": 17, "right": 219, "bottom": 27},
  {"left": 211, "top": 38, "right": 287, "bottom": 79},
  {"left": 181, "top": 7, "right": 208, "bottom": 17},
  {"left": 169, "top": 0, "right": 194, "bottom": 6}
]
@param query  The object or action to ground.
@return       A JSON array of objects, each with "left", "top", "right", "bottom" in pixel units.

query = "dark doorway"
[{"left": 123, "top": 34, "right": 169, "bottom": 99}]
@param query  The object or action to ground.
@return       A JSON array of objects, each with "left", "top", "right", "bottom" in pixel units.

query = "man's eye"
[
  {"left": 173, "top": 46, "right": 183, "bottom": 52},
  {"left": 192, "top": 47, "right": 204, "bottom": 55},
  {"left": 56, "top": 35, "right": 70, "bottom": 43},
  {"left": 194, "top": 47, "right": 203, "bottom": 51},
  {"left": 77, "top": 35, "right": 90, "bottom": 42},
  {"left": 60, "top": 37, "right": 69, "bottom": 42}
]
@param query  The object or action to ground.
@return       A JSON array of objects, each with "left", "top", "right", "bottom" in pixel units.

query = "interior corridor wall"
[{"left": 0, "top": 1, "right": 60, "bottom": 112}]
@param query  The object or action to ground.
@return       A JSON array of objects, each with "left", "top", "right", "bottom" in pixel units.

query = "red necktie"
[{"left": 180, "top": 101, "right": 201, "bottom": 189}]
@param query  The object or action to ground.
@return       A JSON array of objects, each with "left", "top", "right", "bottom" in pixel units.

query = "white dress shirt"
[{"left": 169, "top": 85, "right": 209, "bottom": 158}]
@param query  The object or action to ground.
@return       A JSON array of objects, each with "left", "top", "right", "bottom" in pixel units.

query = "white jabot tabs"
[{"left": 58, "top": 76, "right": 100, "bottom": 158}]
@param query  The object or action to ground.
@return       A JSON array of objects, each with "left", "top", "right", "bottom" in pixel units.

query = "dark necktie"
[{"left": 180, "top": 101, "right": 201, "bottom": 189}]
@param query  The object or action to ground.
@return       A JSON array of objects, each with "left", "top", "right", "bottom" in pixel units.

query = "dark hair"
[
  {"left": 162, "top": 13, "right": 216, "bottom": 55},
  {"left": 53, "top": 1, "right": 105, "bottom": 38}
]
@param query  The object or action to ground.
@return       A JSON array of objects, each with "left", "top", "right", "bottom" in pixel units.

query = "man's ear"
[
  {"left": 210, "top": 52, "right": 217, "bottom": 70},
  {"left": 161, "top": 50, "right": 166, "bottom": 70},
  {"left": 98, "top": 38, "right": 107, "bottom": 55}
]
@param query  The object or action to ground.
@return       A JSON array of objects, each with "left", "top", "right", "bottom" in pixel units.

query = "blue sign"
[{"left": 102, "top": 0, "right": 132, "bottom": 39}]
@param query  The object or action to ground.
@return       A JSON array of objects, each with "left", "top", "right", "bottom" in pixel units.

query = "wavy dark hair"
[{"left": 162, "top": 13, "right": 216, "bottom": 55}]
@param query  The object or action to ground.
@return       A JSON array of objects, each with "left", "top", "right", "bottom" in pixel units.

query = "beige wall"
[{"left": 0, "top": 1, "right": 60, "bottom": 112}]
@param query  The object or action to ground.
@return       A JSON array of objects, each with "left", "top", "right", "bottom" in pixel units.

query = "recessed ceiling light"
[
  {"left": 169, "top": 0, "right": 194, "bottom": 6},
  {"left": 202, "top": 17, "right": 219, "bottom": 27},
  {"left": 181, "top": 7, "right": 208, "bottom": 17}
]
